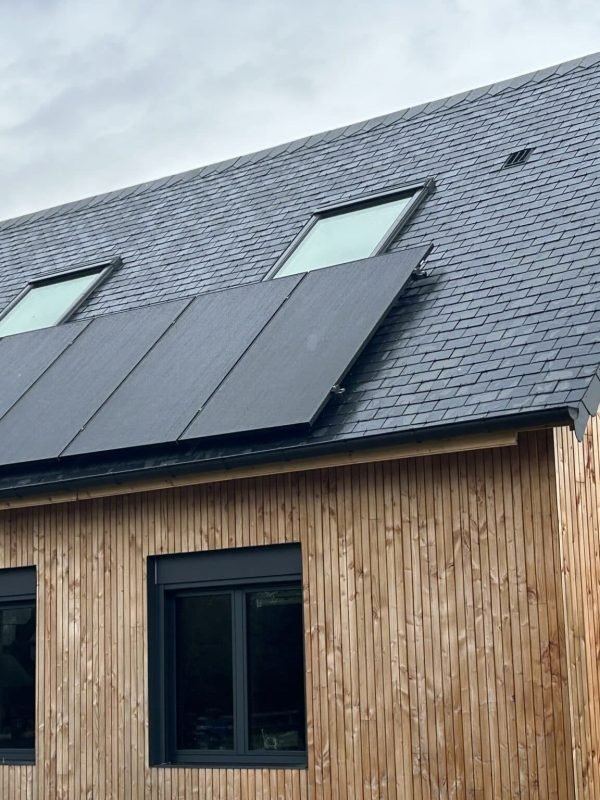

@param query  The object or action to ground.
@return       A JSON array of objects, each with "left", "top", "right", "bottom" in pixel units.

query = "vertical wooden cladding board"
[
  {"left": 554, "top": 413, "right": 600, "bottom": 800},
  {"left": 0, "top": 430, "right": 574, "bottom": 798}
]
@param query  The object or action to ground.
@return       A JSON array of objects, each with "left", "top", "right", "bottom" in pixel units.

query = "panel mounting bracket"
[{"left": 412, "top": 259, "right": 429, "bottom": 280}]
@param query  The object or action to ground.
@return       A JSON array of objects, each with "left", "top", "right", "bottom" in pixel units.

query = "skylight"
[
  {"left": 272, "top": 186, "right": 428, "bottom": 278},
  {"left": 0, "top": 262, "right": 113, "bottom": 338}
]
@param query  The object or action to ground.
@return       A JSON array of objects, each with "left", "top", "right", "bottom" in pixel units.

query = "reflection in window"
[
  {"left": 169, "top": 586, "right": 305, "bottom": 761},
  {"left": 0, "top": 604, "right": 36, "bottom": 751},
  {"left": 274, "top": 191, "right": 416, "bottom": 278},
  {"left": 247, "top": 588, "right": 305, "bottom": 751},
  {"left": 175, "top": 594, "right": 233, "bottom": 750},
  {"left": 0, "top": 265, "right": 109, "bottom": 338}
]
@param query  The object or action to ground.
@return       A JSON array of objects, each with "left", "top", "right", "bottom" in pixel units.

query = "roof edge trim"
[
  {"left": 570, "top": 370, "right": 600, "bottom": 440},
  {"left": 0, "top": 429, "right": 519, "bottom": 509},
  {"left": 0, "top": 406, "right": 574, "bottom": 504}
]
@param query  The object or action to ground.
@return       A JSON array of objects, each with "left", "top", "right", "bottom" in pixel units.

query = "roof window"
[
  {"left": 271, "top": 182, "right": 432, "bottom": 278},
  {"left": 0, "top": 259, "right": 118, "bottom": 338}
]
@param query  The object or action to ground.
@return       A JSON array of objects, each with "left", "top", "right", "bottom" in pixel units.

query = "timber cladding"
[
  {"left": 555, "top": 413, "right": 600, "bottom": 800},
  {"left": 0, "top": 430, "right": 575, "bottom": 798}
]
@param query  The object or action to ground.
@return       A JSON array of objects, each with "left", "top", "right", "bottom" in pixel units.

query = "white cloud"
[{"left": 0, "top": 0, "right": 599, "bottom": 218}]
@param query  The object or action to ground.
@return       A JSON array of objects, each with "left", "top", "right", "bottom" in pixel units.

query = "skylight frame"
[
  {"left": 268, "top": 179, "right": 435, "bottom": 279},
  {"left": 0, "top": 256, "right": 121, "bottom": 336}
]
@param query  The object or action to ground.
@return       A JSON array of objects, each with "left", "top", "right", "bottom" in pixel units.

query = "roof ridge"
[{"left": 2, "top": 50, "right": 599, "bottom": 232}]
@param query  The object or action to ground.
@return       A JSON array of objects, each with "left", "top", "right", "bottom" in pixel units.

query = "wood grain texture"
[
  {"left": 0, "top": 431, "right": 518, "bottom": 510},
  {"left": 0, "top": 430, "right": 573, "bottom": 798},
  {"left": 555, "top": 414, "right": 600, "bottom": 800}
]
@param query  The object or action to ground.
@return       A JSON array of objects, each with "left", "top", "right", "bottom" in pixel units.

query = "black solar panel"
[
  {"left": 182, "top": 245, "right": 430, "bottom": 441},
  {"left": 0, "top": 300, "right": 188, "bottom": 466},
  {"left": 0, "top": 320, "right": 87, "bottom": 419},
  {"left": 63, "top": 276, "right": 301, "bottom": 457}
]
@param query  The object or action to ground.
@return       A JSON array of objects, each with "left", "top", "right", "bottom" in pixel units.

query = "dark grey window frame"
[
  {"left": 0, "top": 566, "right": 36, "bottom": 766},
  {"left": 148, "top": 544, "right": 307, "bottom": 769},
  {"left": 0, "top": 255, "right": 121, "bottom": 334},
  {"left": 268, "top": 178, "right": 435, "bottom": 279}
]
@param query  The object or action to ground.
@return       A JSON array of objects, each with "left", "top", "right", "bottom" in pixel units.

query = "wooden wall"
[
  {"left": 0, "top": 429, "right": 575, "bottom": 798},
  {"left": 555, "top": 414, "right": 600, "bottom": 800}
]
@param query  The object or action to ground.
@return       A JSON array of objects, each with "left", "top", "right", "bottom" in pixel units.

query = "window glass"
[
  {"left": 0, "top": 603, "right": 36, "bottom": 751},
  {"left": 276, "top": 194, "right": 412, "bottom": 278},
  {"left": 246, "top": 588, "right": 305, "bottom": 751},
  {"left": 0, "top": 270, "right": 103, "bottom": 337},
  {"left": 175, "top": 594, "right": 233, "bottom": 751}
]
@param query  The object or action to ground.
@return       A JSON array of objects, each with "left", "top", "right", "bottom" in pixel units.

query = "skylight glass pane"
[
  {"left": 0, "top": 271, "right": 101, "bottom": 337},
  {"left": 276, "top": 194, "right": 412, "bottom": 278}
]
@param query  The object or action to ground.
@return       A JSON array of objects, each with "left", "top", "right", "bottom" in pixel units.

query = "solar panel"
[
  {"left": 0, "top": 299, "right": 188, "bottom": 466},
  {"left": 0, "top": 320, "right": 88, "bottom": 419},
  {"left": 63, "top": 275, "right": 301, "bottom": 457},
  {"left": 0, "top": 246, "right": 427, "bottom": 468},
  {"left": 182, "top": 245, "right": 430, "bottom": 441}
]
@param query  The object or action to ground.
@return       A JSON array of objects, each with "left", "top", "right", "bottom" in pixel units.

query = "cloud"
[{"left": 0, "top": 0, "right": 599, "bottom": 219}]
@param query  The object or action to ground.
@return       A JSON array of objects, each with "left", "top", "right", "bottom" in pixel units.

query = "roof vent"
[{"left": 503, "top": 147, "right": 534, "bottom": 168}]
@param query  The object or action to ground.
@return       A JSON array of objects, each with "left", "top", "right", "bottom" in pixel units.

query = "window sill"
[
  {"left": 0, "top": 750, "right": 35, "bottom": 766},
  {"left": 151, "top": 757, "right": 307, "bottom": 770}
]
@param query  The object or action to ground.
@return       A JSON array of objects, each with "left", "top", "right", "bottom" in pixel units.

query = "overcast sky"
[{"left": 0, "top": 0, "right": 598, "bottom": 220}]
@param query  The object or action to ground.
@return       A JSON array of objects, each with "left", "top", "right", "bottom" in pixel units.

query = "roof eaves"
[{"left": 0, "top": 405, "right": 578, "bottom": 501}]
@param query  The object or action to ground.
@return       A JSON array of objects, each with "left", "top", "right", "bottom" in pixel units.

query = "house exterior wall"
[
  {"left": 555, "top": 414, "right": 600, "bottom": 800},
  {"left": 0, "top": 430, "right": 574, "bottom": 799}
]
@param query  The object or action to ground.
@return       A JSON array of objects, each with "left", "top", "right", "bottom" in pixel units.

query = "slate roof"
[{"left": 0, "top": 52, "right": 599, "bottom": 493}]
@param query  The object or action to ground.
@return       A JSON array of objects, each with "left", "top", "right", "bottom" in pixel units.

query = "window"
[
  {"left": 148, "top": 544, "right": 306, "bottom": 768},
  {"left": 272, "top": 183, "right": 431, "bottom": 278},
  {"left": 0, "top": 566, "right": 36, "bottom": 764},
  {"left": 0, "top": 259, "right": 117, "bottom": 338}
]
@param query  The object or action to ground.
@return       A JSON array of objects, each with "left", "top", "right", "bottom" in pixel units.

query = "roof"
[{"left": 0, "top": 52, "right": 599, "bottom": 495}]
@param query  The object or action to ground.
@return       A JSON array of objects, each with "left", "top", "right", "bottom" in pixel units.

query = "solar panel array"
[{"left": 0, "top": 245, "right": 429, "bottom": 468}]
